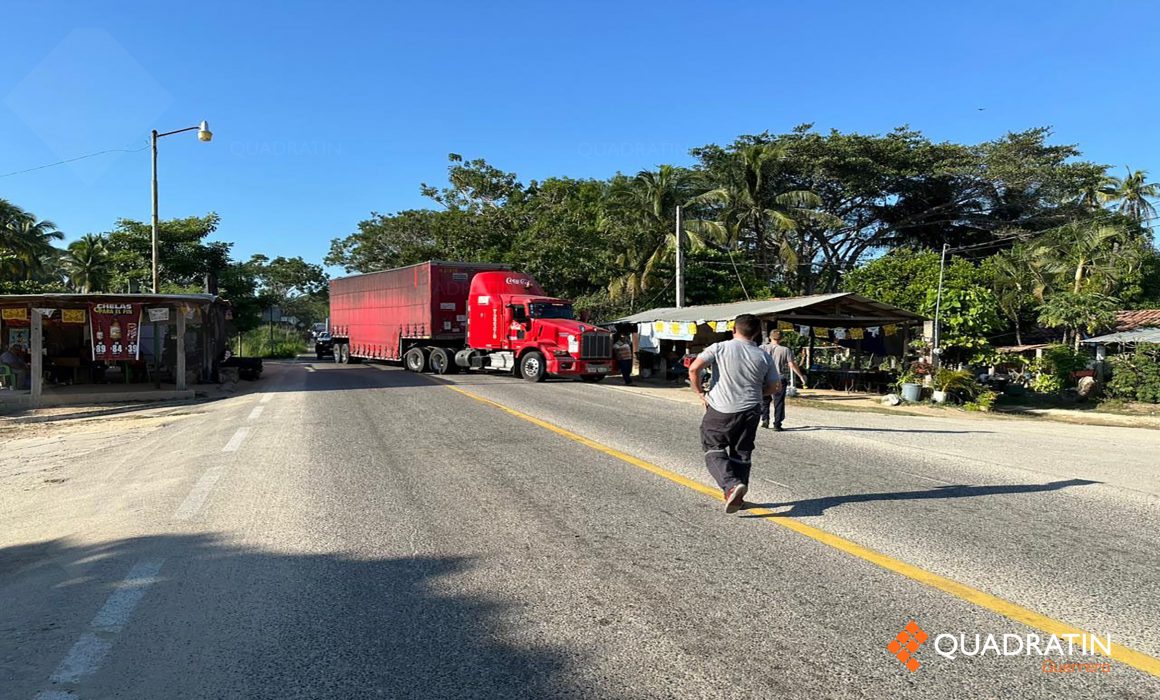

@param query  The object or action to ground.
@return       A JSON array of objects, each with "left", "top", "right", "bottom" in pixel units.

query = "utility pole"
[
  {"left": 932, "top": 242, "right": 949, "bottom": 370},
  {"left": 675, "top": 205, "right": 685, "bottom": 308}
]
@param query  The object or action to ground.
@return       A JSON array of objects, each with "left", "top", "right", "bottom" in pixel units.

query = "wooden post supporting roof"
[
  {"left": 176, "top": 305, "right": 187, "bottom": 391},
  {"left": 30, "top": 306, "right": 43, "bottom": 407}
]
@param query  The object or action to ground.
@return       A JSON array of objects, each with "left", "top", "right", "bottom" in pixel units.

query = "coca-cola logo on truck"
[{"left": 505, "top": 276, "right": 533, "bottom": 287}]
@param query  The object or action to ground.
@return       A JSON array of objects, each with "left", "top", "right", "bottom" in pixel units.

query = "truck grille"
[{"left": 580, "top": 332, "right": 612, "bottom": 360}]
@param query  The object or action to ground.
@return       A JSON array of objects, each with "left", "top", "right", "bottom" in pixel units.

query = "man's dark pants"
[
  {"left": 700, "top": 404, "right": 761, "bottom": 491},
  {"left": 761, "top": 389, "right": 786, "bottom": 427},
  {"left": 618, "top": 359, "right": 633, "bottom": 384}
]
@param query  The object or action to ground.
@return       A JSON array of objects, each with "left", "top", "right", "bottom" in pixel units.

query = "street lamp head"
[{"left": 197, "top": 120, "right": 213, "bottom": 142}]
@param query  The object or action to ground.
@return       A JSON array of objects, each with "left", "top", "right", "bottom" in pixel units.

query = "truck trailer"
[{"left": 328, "top": 261, "right": 614, "bottom": 382}]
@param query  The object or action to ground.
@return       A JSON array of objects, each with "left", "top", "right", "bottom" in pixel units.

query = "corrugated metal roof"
[
  {"left": 1082, "top": 327, "right": 1160, "bottom": 344},
  {"left": 0, "top": 293, "right": 223, "bottom": 304},
  {"left": 614, "top": 292, "right": 926, "bottom": 325}
]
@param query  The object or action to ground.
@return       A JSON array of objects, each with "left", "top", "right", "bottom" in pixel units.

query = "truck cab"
[{"left": 463, "top": 271, "right": 614, "bottom": 381}]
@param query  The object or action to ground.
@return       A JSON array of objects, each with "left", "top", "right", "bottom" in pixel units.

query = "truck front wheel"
[
  {"left": 404, "top": 347, "right": 428, "bottom": 372},
  {"left": 520, "top": 351, "right": 547, "bottom": 383}
]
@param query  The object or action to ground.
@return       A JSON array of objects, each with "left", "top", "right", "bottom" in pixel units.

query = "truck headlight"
[
  {"left": 553, "top": 349, "right": 571, "bottom": 357},
  {"left": 566, "top": 334, "right": 580, "bottom": 355}
]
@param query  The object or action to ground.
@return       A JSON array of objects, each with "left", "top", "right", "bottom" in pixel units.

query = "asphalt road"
[{"left": 2, "top": 359, "right": 1158, "bottom": 699}]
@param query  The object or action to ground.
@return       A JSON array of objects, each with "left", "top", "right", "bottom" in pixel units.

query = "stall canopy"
[
  {"left": 1082, "top": 327, "right": 1160, "bottom": 345},
  {"left": 616, "top": 292, "right": 925, "bottom": 337}
]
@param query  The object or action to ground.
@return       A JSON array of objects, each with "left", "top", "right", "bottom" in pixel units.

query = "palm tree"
[
  {"left": 991, "top": 247, "right": 1037, "bottom": 345},
  {"left": 62, "top": 234, "right": 111, "bottom": 292},
  {"left": 1036, "top": 219, "right": 1138, "bottom": 295},
  {"left": 0, "top": 200, "right": 64, "bottom": 280},
  {"left": 1105, "top": 168, "right": 1160, "bottom": 223},
  {"left": 687, "top": 144, "right": 830, "bottom": 289},
  {"left": 604, "top": 166, "right": 705, "bottom": 305}
]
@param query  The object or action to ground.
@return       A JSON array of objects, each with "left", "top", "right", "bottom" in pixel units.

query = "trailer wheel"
[
  {"left": 404, "top": 346, "right": 428, "bottom": 372},
  {"left": 520, "top": 351, "right": 547, "bottom": 383},
  {"left": 428, "top": 347, "right": 456, "bottom": 375},
  {"left": 579, "top": 374, "right": 606, "bottom": 383}
]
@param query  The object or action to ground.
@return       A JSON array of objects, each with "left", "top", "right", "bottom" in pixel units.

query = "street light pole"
[
  {"left": 151, "top": 129, "right": 160, "bottom": 293},
  {"left": 149, "top": 121, "right": 213, "bottom": 388},
  {"left": 932, "top": 242, "right": 949, "bottom": 370},
  {"left": 151, "top": 121, "right": 213, "bottom": 293},
  {"left": 675, "top": 205, "right": 685, "bottom": 308}
]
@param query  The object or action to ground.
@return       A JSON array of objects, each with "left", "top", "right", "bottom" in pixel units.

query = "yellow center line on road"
[{"left": 445, "top": 383, "right": 1160, "bottom": 679}]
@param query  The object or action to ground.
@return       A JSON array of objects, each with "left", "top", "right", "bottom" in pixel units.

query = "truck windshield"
[{"left": 529, "top": 302, "right": 574, "bottom": 320}]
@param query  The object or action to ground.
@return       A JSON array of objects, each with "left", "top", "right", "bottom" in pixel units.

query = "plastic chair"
[{"left": 0, "top": 365, "right": 13, "bottom": 389}]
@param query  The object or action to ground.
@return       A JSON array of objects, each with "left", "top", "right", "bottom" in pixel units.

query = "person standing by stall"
[
  {"left": 1, "top": 343, "right": 30, "bottom": 390},
  {"left": 613, "top": 335, "right": 634, "bottom": 385},
  {"left": 687, "top": 314, "right": 781, "bottom": 513},
  {"left": 760, "top": 330, "right": 807, "bottom": 431}
]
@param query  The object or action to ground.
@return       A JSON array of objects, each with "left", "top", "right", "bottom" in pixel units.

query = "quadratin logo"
[
  {"left": 887, "top": 620, "right": 1115, "bottom": 674},
  {"left": 887, "top": 620, "right": 928, "bottom": 672}
]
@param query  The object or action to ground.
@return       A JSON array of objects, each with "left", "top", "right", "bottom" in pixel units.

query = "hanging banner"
[
  {"left": 813, "top": 326, "right": 829, "bottom": 339},
  {"left": 866, "top": 326, "right": 881, "bottom": 337},
  {"left": 833, "top": 328, "right": 848, "bottom": 340},
  {"left": 1, "top": 307, "right": 28, "bottom": 322},
  {"left": 883, "top": 323, "right": 899, "bottom": 336},
  {"left": 778, "top": 321, "right": 794, "bottom": 332},
  {"left": 848, "top": 327, "right": 865, "bottom": 340},
  {"left": 89, "top": 303, "right": 142, "bottom": 361},
  {"left": 62, "top": 308, "right": 87, "bottom": 324},
  {"left": 798, "top": 325, "right": 810, "bottom": 336}
]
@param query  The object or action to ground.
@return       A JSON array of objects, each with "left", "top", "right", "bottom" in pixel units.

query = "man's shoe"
[
  {"left": 724, "top": 483, "right": 748, "bottom": 513},
  {"left": 774, "top": 424, "right": 784, "bottom": 432},
  {"left": 760, "top": 419, "right": 770, "bottom": 429}
]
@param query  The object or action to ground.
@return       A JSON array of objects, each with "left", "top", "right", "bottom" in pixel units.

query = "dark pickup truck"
[{"left": 314, "top": 332, "right": 334, "bottom": 361}]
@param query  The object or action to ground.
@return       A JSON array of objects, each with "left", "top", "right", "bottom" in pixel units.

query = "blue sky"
[{"left": 2, "top": 1, "right": 1157, "bottom": 274}]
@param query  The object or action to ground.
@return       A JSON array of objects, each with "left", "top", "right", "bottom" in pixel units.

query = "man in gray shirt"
[
  {"left": 687, "top": 314, "right": 781, "bottom": 513},
  {"left": 760, "top": 330, "right": 808, "bottom": 431}
]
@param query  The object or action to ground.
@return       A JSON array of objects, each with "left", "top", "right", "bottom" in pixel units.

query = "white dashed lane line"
[{"left": 35, "top": 560, "right": 164, "bottom": 696}]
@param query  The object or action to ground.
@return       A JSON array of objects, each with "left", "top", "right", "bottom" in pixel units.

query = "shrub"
[
  {"left": 1029, "top": 344, "right": 1090, "bottom": 393},
  {"left": 237, "top": 326, "right": 307, "bottom": 359},
  {"left": 1106, "top": 344, "right": 1160, "bottom": 404},
  {"left": 965, "top": 389, "right": 998, "bottom": 412},
  {"left": 934, "top": 368, "right": 982, "bottom": 403}
]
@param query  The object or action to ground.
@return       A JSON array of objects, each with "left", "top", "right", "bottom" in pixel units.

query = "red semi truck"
[{"left": 328, "top": 261, "right": 615, "bottom": 382}]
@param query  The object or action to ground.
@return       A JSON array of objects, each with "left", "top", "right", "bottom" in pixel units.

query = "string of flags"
[{"left": 643, "top": 319, "right": 903, "bottom": 342}]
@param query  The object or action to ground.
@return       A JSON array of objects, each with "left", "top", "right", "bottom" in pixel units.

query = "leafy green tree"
[
  {"left": 1037, "top": 291, "right": 1118, "bottom": 350},
  {"left": 250, "top": 255, "right": 330, "bottom": 327},
  {"left": 102, "top": 213, "right": 228, "bottom": 292},
  {"left": 844, "top": 248, "right": 1002, "bottom": 361}
]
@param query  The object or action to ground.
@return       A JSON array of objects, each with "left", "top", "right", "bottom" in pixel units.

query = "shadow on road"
[
  {"left": 739, "top": 478, "right": 1099, "bottom": 518},
  {"left": 0, "top": 534, "right": 589, "bottom": 699}
]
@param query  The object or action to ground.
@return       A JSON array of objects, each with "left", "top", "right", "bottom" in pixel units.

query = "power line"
[{"left": 0, "top": 143, "right": 149, "bottom": 179}]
